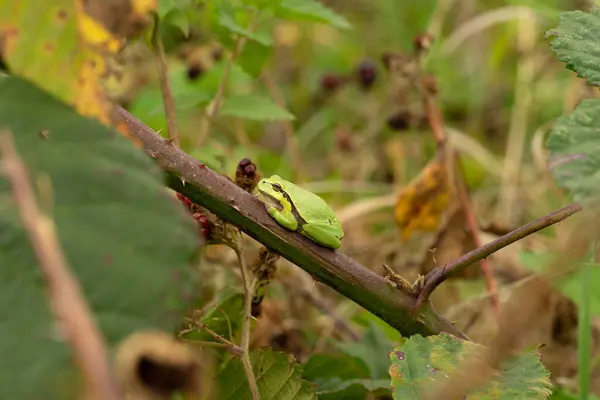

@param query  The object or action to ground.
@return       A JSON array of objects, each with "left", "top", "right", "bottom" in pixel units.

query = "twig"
[
  {"left": 152, "top": 15, "right": 179, "bottom": 147},
  {"left": 454, "top": 153, "right": 501, "bottom": 319},
  {"left": 118, "top": 106, "right": 467, "bottom": 339},
  {"left": 414, "top": 202, "right": 583, "bottom": 309},
  {"left": 183, "top": 324, "right": 243, "bottom": 356},
  {"left": 0, "top": 130, "right": 121, "bottom": 400},
  {"left": 281, "top": 275, "right": 361, "bottom": 341},
  {"left": 233, "top": 234, "right": 260, "bottom": 400},
  {"left": 196, "top": 14, "right": 256, "bottom": 148},
  {"left": 424, "top": 213, "right": 597, "bottom": 400},
  {"left": 417, "top": 72, "right": 501, "bottom": 318}
]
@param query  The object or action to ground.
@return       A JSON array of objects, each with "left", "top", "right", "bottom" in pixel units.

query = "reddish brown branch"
[
  {"left": 454, "top": 153, "right": 501, "bottom": 318},
  {"left": 0, "top": 130, "right": 121, "bottom": 400},
  {"left": 414, "top": 202, "right": 583, "bottom": 309},
  {"left": 118, "top": 107, "right": 467, "bottom": 340},
  {"left": 418, "top": 73, "right": 501, "bottom": 317}
]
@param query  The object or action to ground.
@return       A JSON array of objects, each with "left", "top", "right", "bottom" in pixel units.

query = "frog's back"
[{"left": 282, "top": 179, "right": 342, "bottom": 225}]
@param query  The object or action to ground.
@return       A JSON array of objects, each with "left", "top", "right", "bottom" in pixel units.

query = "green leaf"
[
  {"left": 218, "top": 349, "right": 317, "bottom": 399},
  {"left": 220, "top": 95, "right": 296, "bottom": 121},
  {"left": 180, "top": 289, "right": 244, "bottom": 343},
  {"left": 217, "top": 4, "right": 273, "bottom": 46},
  {"left": 303, "top": 353, "right": 389, "bottom": 399},
  {"left": 0, "top": 76, "right": 199, "bottom": 399},
  {"left": 352, "top": 311, "right": 404, "bottom": 343},
  {"left": 276, "top": 0, "right": 352, "bottom": 30},
  {"left": 237, "top": 39, "right": 274, "bottom": 77},
  {"left": 129, "top": 62, "right": 253, "bottom": 132},
  {"left": 158, "top": 0, "right": 193, "bottom": 18},
  {"left": 162, "top": 8, "right": 191, "bottom": 37},
  {"left": 303, "top": 353, "right": 370, "bottom": 384},
  {"left": 559, "top": 263, "right": 600, "bottom": 317},
  {"left": 336, "top": 321, "right": 394, "bottom": 379},
  {"left": 547, "top": 7, "right": 600, "bottom": 87},
  {"left": 389, "top": 333, "right": 552, "bottom": 399},
  {"left": 546, "top": 98, "right": 600, "bottom": 204}
]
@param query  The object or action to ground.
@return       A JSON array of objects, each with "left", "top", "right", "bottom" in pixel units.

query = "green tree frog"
[{"left": 256, "top": 175, "right": 344, "bottom": 249}]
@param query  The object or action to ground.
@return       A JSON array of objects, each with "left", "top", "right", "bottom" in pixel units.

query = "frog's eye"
[{"left": 271, "top": 183, "right": 283, "bottom": 192}]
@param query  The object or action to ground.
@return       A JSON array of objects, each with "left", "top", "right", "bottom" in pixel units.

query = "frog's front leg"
[
  {"left": 266, "top": 205, "right": 298, "bottom": 231},
  {"left": 300, "top": 222, "right": 342, "bottom": 249}
]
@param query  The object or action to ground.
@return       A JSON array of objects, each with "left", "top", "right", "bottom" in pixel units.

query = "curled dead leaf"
[{"left": 394, "top": 148, "right": 454, "bottom": 242}]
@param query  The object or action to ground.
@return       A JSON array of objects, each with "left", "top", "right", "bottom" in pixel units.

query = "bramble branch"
[
  {"left": 414, "top": 202, "right": 583, "bottom": 309},
  {"left": 118, "top": 106, "right": 467, "bottom": 340}
]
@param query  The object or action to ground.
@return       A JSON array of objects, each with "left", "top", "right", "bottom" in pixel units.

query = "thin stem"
[
  {"left": 0, "top": 130, "right": 120, "bottom": 400},
  {"left": 281, "top": 274, "right": 361, "bottom": 341},
  {"left": 234, "top": 234, "right": 260, "bottom": 400},
  {"left": 455, "top": 153, "right": 501, "bottom": 319},
  {"left": 152, "top": 16, "right": 179, "bottom": 147},
  {"left": 193, "top": 323, "right": 235, "bottom": 347},
  {"left": 415, "top": 203, "right": 583, "bottom": 309},
  {"left": 416, "top": 72, "right": 501, "bottom": 318},
  {"left": 496, "top": 8, "right": 537, "bottom": 224},
  {"left": 181, "top": 326, "right": 243, "bottom": 355}
]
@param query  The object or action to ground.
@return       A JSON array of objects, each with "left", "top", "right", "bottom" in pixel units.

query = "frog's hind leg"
[
  {"left": 300, "top": 222, "right": 342, "bottom": 249},
  {"left": 266, "top": 205, "right": 298, "bottom": 231}
]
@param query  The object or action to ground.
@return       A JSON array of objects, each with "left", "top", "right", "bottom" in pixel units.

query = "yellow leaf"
[
  {"left": 394, "top": 148, "right": 454, "bottom": 242},
  {"left": 0, "top": 0, "right": 157, "bottom": 144}
]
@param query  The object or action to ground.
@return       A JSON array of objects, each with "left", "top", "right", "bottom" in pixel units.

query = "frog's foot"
[
  {"left": 267, "top": 205, "right": 298, "bottom": 231},
  {"left": 300, "top": 222, "right": 342, "bottom": 249}
]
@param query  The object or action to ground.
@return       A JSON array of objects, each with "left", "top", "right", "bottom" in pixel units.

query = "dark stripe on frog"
[
  {"left": 279, "top": 190, "right": 308, "bottom": 228},
  {"left": 260, "top": 188, "right": 307, "bottom": 230}
]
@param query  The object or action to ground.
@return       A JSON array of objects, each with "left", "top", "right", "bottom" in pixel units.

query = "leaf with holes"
[
  {"left": 0, "top": 0, "right": 156, "bottom": 141},
  {"left": 547, "top": 7, "right": 600, "bottom": 87},
  {"left": 389, "top": 333, "right": 552, "bottom": 399},
  {"left": 218, "top": 349, "right": 316, "bottom": 399},
  {"left": 0, "top": 76, "right": 199, "bottom": 399}
]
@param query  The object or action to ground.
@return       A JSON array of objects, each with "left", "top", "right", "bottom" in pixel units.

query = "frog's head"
[{"left": 256, "top": 175, "right": 286, "bottom": 211}]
